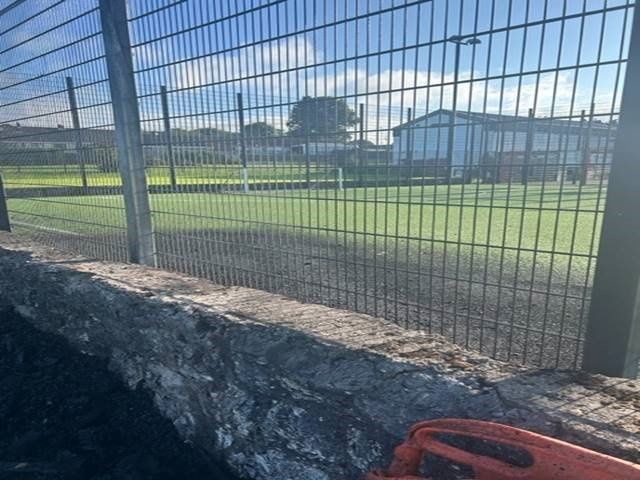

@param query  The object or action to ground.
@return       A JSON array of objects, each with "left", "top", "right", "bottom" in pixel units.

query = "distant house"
[
  {"left": 391, "top": 109, "right": 616, "bottom": 181},
  {"left": 0, "top": 124, "right": 115, "bottom": 167},
  {"left": 0, "top": 124, "right": 113, "bottom": 151},
  {"left": 0, "top": 124, "right": 245, "bottom": 167}
]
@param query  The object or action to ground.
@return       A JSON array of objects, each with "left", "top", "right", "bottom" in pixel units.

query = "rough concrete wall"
[{"left": 0, "top": 234, "right": 638, "bottom": 480}]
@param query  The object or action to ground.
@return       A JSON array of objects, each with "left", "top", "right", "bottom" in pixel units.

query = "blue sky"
[{"left": 0, "top": 0, "right": 635, "bottom": 142}]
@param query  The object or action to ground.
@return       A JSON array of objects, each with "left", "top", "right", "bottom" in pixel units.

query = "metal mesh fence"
[
  {"left": 0, "top": 0, "right": 127, "bottom": 261},
  {"left": 0, "top": 0, "right": 637, "bottom": 371}
]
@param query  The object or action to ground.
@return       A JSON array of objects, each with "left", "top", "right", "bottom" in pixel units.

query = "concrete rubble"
[{"left": 0, "top": 233, "right": 638, "bottom": 479}]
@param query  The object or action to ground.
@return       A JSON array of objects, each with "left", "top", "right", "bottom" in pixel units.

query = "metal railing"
[{"left": 0, "top": 0, "right": 638, "bottom": 377}]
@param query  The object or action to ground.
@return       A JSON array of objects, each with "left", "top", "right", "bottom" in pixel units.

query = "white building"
[{"left": 392, "top": 109, "right": 616, "bottom": 180}]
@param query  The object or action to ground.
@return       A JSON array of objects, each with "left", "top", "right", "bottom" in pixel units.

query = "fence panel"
[
  {"left": 0, "top": 0, "right": 128, "bottom": 261},
  {"left": 0, "top": 0, "right": 637, "bottom": 372}
]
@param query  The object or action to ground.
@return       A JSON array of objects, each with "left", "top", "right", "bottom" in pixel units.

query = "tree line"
[{"left": 165, "top": 96, "right": 364, "bottom": 146}]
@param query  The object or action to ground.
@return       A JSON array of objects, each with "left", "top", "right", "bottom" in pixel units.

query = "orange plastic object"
[{"left": 366, "top": 419, "right": 640, "bottom": 480}]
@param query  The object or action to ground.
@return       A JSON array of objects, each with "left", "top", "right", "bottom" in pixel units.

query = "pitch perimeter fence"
[{"left": 0, "top": 0, "right": 639, "bottom": 377}]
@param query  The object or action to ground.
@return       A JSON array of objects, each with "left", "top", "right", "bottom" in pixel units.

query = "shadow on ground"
[
  {"left": 14, "top": 225, "right": 592, "bottom": 369},
  {"left": 0, "top": 308, "right": 239, "bottom": 480}
]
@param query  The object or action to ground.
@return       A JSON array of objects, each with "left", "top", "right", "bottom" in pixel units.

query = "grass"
[
  {"left": 1, "top": 164, "right": 337, "bottom": 188},
  {"left": 3, "top": 164, "right": 606, "bottom": 294},
  {"left": 1, "top": 164, "right": 332, "bottom": 188},
  {"left": 7, "top": 182, "right": 605, "bottom": 262},
  {"left": 1, "top": 163, "right": 430, "bottom": 188},
  {"left": 5, "top": 176, "right": 605, "bottom": 368}
]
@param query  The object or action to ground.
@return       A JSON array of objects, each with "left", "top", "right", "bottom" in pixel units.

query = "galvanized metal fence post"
[
  {"left": 358, "top": 103, "right": 365, "bottom": 185},
  {"left": 522, "top": 108, "right": 534, "bottom": 185},
  {"left": 65, "top": 76, "right": 88, "bottom": 189},
  {"left": 580, "top": 103, "right": 595, "bottom": 186},
  {"left": 0, "top": 173, "right": 10, "bottom": 232},
  {"left": 236, "top": 93, "right": 249, "bottom": 193},
  {"left": 160, "top": 85, "right": 177, "bottom": 189},
  {"left": 405, "top": 107, "right": 413, "bottom": 165},
  {"left": 576, "top": 109, "right": 587, "bottom": 186},
  {"left": 583, "top": 10, "right": 640, "bottom": 378},
  {"left": 99, "top": 0, "right": 156, "bottom": 266}
]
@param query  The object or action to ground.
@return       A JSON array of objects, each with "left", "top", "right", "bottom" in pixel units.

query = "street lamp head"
[{"left": 447, "top": 35, "right": 482, "bottom": 46}]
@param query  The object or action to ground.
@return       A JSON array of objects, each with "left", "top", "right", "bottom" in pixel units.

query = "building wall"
[
  {"left": 393, "top": 113, "right": 616, "bottom": 177},
  {"left": 392, "top": 113, "right": 491, "bottom": 174}
]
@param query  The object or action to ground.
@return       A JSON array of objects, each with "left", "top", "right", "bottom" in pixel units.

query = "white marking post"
[{"left": 242, "top": 167, "right": 249, "bottom": 193}]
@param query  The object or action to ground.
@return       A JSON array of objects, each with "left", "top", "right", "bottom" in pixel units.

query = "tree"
[
  {"left": 287, "top": 96, "right": 358, "bottom": 142},
  {"left": 190, "top": 127, "right": 238, "bottom": 142},
  {"left": 243, "top": 122, "right": 280, "bottom": 141},
  {"left": 351, "top": 138, "right": 376, "bottom": 149},
  {"left": 244, "top": 122, "right": 282, "bottom": 145}
]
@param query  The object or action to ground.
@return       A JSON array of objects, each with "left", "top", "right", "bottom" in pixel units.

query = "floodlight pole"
[{"left": 446, "top": 35, "right": 481, "bottom": 183}]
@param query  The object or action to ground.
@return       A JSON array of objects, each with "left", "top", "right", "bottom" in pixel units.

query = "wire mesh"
[
  {"left": 0, "top": 0, "right": 127, "bottom": 262},
  {"left": 0, "top": 0, "right": 636, "bottom": 369}
]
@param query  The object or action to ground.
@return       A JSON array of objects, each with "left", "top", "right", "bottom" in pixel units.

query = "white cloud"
[
  {"left": 169, "top": 35, "right": 320, "bottom": 92},
  {"left": 294, "top": 66, "right": 601, "bottom": 143},
  {"left": 3, "top": 31, "right": 619, "bottom": 140}
]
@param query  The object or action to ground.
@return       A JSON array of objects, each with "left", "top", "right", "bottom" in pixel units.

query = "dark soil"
[
  {"left": 148, "top": 228, "right": 588, "bottom": 369},
  {"left": 16, "top": 226, "right": 589, "bottom": 369},
  {"left": 0, "top": 308, "right": 238, "bottom": 480}
]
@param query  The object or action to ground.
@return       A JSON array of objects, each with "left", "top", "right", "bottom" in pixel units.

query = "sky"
[{"left": 0, "top": 0, "right": 635, "bottom": 143}]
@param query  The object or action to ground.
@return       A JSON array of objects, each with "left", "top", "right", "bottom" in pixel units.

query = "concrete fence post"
[
  {"left": 65, "top": 76, "right": 88, "bottom": 189},
  {"left": 99, "top": 0, "right": 156, "bottom": 266},
  {"left": 0, "top": 173, "right": 10, "bottom": 232},
  {"left": 583, "top": 10, "right": 640, "bottom": 378}
]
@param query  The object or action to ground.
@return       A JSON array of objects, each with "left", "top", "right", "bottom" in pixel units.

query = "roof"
[
  {"left": 0, "top": 124, "right": 245, "bottom": 147},
  {"left": 0, "top": 124, "right": 114, "bottom": 144},
  {"left": 394, "top": 109, "right": 616, "bottom": 136}
]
